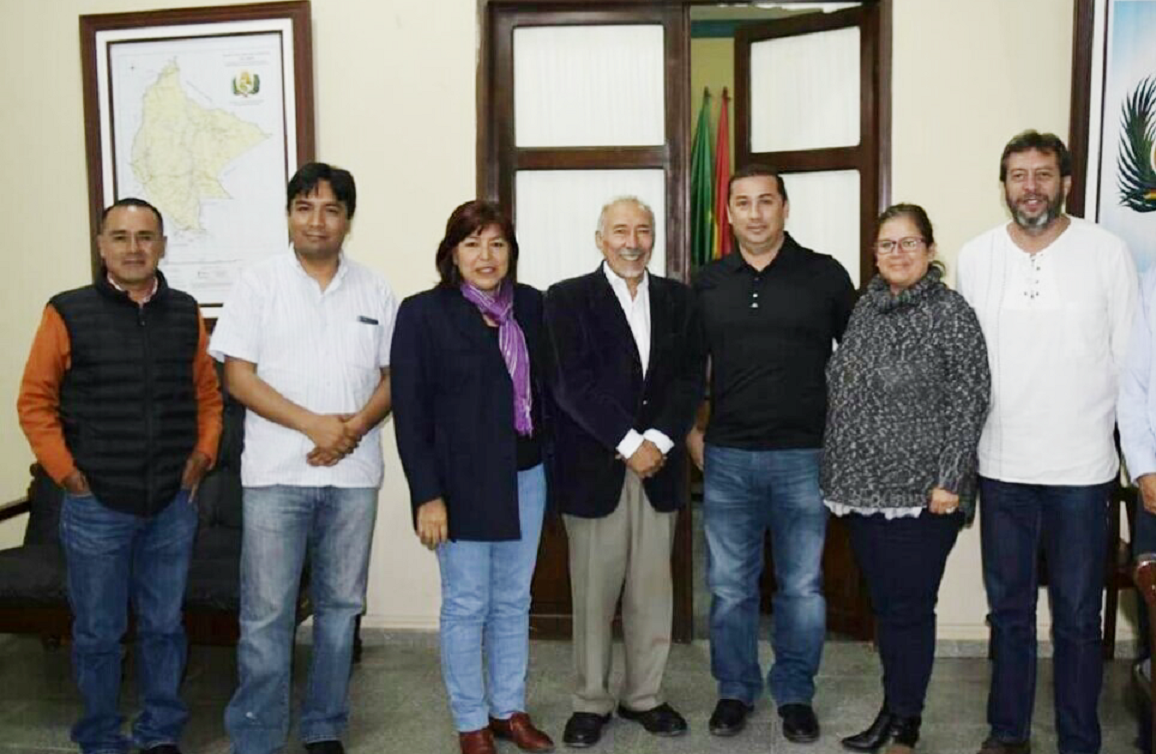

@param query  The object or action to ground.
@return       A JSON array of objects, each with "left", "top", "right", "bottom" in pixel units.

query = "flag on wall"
[
  {"left": 690, "top": 88, "right": 714, "bottom": 268},
  {"left": 712, "top": 87, "right": 733, "bottom": 259}
]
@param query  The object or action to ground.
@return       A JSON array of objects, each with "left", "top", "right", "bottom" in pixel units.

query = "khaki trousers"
[{"left": 563, "top": 470, "right": 677, "bottom": 713}]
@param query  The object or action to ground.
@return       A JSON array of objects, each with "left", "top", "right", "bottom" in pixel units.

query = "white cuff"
[
  {"left": 616, "top": 429, "right": 644, "bottom": 459},
  {"left": 642, "top": 429, "right": 674, "bottom": 456},
  {"left": 1130, "top": 459, "right": 1156, "bottom": 485}
]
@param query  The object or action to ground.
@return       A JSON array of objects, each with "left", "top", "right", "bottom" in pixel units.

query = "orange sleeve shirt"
[{"left": 17, "top": 304, "right": 224, "bottom": 484}]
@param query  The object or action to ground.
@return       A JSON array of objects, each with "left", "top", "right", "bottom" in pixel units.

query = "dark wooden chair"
[
  {"left": 0, "top": 381, "right": 314, "bottom": 648},
  {"left": 986, "top": 480, "right": 1135, "bottom": 659},
  {"left": 1132, "top": 552, "right": 1156, "bottom": 753},
  {"left": 1107, "top": 484, "right": 1140, "bottom": 658}
]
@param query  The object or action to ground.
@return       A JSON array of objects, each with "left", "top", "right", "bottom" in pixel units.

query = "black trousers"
[{"left": 847, "top": 509, "right": 962, "bottom": 718}]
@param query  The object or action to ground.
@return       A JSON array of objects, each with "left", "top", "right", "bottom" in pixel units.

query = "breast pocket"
[{"left": 339, "top": 321, "right": 381, "bottom": 370}]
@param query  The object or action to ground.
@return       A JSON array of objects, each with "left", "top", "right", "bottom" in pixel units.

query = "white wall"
[
  {"left": 889, "top": 0, "right": 1115, "bottom": 641},
  {"left": 0, "top": 0, "right": 478, "bottom": 630},
  {"left": 3, "top": 0, "right": 1129, "bottom": 642}
]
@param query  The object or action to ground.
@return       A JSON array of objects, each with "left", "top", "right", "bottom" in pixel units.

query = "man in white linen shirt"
[
  {"left": 210, "top": 163, "right": 397, "bottom": 754},
  {"left": 957, "top": 131, "right": 1137, "bottom": 754}
]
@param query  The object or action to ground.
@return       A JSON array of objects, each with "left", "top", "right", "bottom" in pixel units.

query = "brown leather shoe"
[
  {"left": 459, "top": 728, "right": 497, "bottom": 754},
  {"left": 490, "top": 712, "right": 555, "bottom": 752}
]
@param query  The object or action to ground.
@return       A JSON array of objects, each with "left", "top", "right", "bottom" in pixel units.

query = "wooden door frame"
[
  {"left": 734, "top": 4, "right": 886, "bottom": 286},
  {"left": 476, "top": 0, "right": 891, "bottom": 644},
  {"left": 478, "top": 0, "right": 892, "bottom": 289}
]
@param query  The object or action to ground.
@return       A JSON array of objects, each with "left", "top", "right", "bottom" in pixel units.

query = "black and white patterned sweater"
[{"left": 821, "top": 270, "right": 991, "bottom": 518}]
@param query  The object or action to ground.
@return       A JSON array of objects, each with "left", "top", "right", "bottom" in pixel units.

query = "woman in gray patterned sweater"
[{"left": 822, "top": 204, "right": 990, "bottom": 754}]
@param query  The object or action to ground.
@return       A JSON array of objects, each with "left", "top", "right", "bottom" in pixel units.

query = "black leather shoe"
[
  {"left": 976, "top": 737, "right": 1031, "bottom": 754},
  {"left": 709, "top": 698, "right": 753, "bottom": 737},
  {"left": 617, "top": 702, "right": 688, "bottom": 737},
  {"left": 891, "top": 716, "right": 920, "bottom": 748},
  {"left": 842, "top": 704, "right": 896, "bottom": 751},
  {"left": 305, "top": 741, "right": 345, "bottom": 754},
  {"left": 562, "top": 712, "right": 611, "bottom": 748},
  {"left": 779, "top": 703, "right": 820, "bottom": 744},
  {"left": 142, "top": 747, "right": 181, "bottom": 754}
]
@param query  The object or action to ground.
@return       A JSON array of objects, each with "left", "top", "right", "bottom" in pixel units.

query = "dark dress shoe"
[
  {"left": 305, "top": 742, "right": 345, "bottom": 754},
  {"left": 976, "top": 737, "right": 1031, "bottom": 754},
  {"left": 891, "top": 715, "right": 920, "bottom": 748},
  {"left": 617, "top": 702, "right": 688, "bottom": 737},
  {"left": 842, "top": 704, "right": 896, "bottom": 751},
  {"left": 779, "top": 703, "right": 820, "bottom": 743},
  {"left": 562, "top": 712, "right": 611, "bottom": 748},
  {"left": 709, "top": 698, "right": 753, "bottom": 737},
  {"left": 490, "top": 712, "right": 555, "bottom": 752},
  {"left": 459, "top": 728, "right": 498, "bottom": 754},
  {"left": 142, "top": 747, "right": 181, "bottom": 754}
]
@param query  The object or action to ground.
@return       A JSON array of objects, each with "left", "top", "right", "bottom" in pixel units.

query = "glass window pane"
[
  {"left": 781, "top": 169, "right": 860, "bottom": 286},
  {"left": 514, "top": 25, "right": 665, "bottom": 147},
  {"left": 514, "top": 169, "right": 666, "bottom": 289},
  {"left": 750, "top": 26, "right": 860, "bottom": 152}
]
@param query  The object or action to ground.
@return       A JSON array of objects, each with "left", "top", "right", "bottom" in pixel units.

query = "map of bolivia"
[{"left": 130, "top": 61, "right": 268, "bottom": 232}]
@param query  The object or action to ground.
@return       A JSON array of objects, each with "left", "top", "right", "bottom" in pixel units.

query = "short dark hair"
[
  {"left": 728, "top": 163, "right": 788, "bottom": 203},
  {"left": 435, "top": 200, "right": 519, "bottom": 288},
  {"left": 876, "top": 202, "right": 945, "bottom": 276},
  {"left": 101, "top": 197, "right": 164, "bottom": 235},
  {"left": 876, "top": 202, "right": 935, "bottom": 247},
  {"left": 999, "top": 130, "right": 1072, "bottom": 182},
  {"left": 287, "top": 162, "right": 357, "bottom": 219}
]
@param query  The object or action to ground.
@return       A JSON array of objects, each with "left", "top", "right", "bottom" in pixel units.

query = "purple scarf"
[{"left": 460, "top": 281, "right": 534, "bottom": 436}]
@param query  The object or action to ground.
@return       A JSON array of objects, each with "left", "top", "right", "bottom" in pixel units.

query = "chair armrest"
[
  {"left": 1135, "top": 553, "right": 1156, "bottom": 606},
  {"left": 0, "top": 496, "right": 31, "bottom": 523}
]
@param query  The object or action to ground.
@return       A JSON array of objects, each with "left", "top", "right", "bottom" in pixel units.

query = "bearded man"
[{"left": 957, "top": 130, "right": 1137, "bottom": 754}]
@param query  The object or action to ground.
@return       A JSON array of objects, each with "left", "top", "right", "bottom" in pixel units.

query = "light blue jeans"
[
  {"left": 703, "top": 445, "right": 827, "bottom": 707},
  {"left": 436, "top": 465, "right": 547, "bottom": 732},
  {"left": 225, "top": 485, "right": 378, "bottom": 754},
  {"left": 60, "top": 489, "right": 197, "bottom": 754}
]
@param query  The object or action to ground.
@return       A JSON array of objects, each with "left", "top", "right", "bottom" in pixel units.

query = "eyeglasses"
[{"left": 875, "top": 237, "right": 926, "bottom": 255}]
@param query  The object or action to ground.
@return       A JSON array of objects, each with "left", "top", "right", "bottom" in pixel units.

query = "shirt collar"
[
  {"left": 726, "top": 231, "right": 799, "bottom": 274},
  {"left": 106, "top": 274, "right": 159, "bottom": 305},
  {"left": 601, "top": 260, "right": 649, "bottom": 299},
  {"left": 290, "top": 244, "right": 348, "bottom": 287}
]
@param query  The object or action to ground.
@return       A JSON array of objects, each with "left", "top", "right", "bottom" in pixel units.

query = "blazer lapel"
[
  {"left": 589, "top": 268, "right": 641, "bottom": 366},
  {"left": 443, "top": 287, "right": 497, "bottom": 355},
  {"left": 646, "top": 277, "right": 669, "bottom": 383}
]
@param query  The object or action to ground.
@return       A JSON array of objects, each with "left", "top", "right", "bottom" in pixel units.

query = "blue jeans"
[
  {"left": 980, "top": 477, "right": 1111, "bottom": 754},
  {"left": 59, "top": 489, "right": 198, "bottom": 754},
  {"left": 435, "top": 465, "right": 547, "bottom": 732},
  {"left": 703, "top": 445, "right": 827, "bottom": 707},
  {"left": 225, "top": 486, "right": 378, "bottom": 754}
]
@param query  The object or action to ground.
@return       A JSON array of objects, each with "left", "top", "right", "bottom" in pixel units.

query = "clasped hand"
[
  {"left": 625, "top": 440, "right": 665, "bottom": 479},
  {"left": 305, "top": 413, "right": 364, "bottom": 466}
]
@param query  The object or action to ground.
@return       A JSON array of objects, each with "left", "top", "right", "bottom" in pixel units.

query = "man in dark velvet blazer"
[{"left": 545, "top": 196, "right": 705, "bottom": 748}]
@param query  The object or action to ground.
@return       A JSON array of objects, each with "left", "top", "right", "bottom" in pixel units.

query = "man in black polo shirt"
[{"left": 689, "top": 164, "right": 855, "bottom": 743}]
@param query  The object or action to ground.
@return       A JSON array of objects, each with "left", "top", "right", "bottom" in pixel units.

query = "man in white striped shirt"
[{"left": 209, "top": 163, "right": 397, "bottom": 754}]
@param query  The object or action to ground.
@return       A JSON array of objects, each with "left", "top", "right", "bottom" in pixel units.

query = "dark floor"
[{"left": 0, "top": 631, "right": 1145, "bottom": 754}]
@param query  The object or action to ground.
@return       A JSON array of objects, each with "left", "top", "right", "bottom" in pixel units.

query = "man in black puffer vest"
[{"left": 17, "top": 198, "right": 222, "bottom": 754}]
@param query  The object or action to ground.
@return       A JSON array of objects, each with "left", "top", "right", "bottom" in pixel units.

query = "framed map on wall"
[
  {"left": 80, "top": 1, "right": 314, "bottom": 311},
  {"left": 1069, "top": 0, "right": 1156, "bottom": 272}
]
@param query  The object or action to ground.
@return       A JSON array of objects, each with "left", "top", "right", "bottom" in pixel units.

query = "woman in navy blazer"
[{"left": 391, "top": 201, "right": 553, "bottom": 754}]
